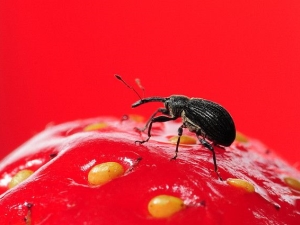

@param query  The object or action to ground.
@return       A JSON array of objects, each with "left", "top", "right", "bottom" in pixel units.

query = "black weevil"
[{"left": 116, "top": 75, "right": 236, "bottom": 180}]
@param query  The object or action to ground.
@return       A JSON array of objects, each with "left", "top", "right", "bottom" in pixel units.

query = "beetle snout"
[
  {"left": 132, "top": 100, "right": 142, "bottom": 108},
  {"left": 131, "top": 97, "right": 167, "bottom": 108}
]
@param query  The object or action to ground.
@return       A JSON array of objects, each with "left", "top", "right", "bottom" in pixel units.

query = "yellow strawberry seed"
[
  {"left": 169, "top": 135, "right": 197, "bottom": 145},
  {"left": 128, "top": 114, "right": 144, "bottom": 122},
  {"left": 148, "top": 195, "right": 185, "bottom": 218},
  {"left": 88, "top": 162, "right": 124, "bottom": 185},
  {"left": 235, "top": 132, "right": 248, "bottom": 143},
  {"left": 84, "top": 122, "right": 108, "bottom": 131},
  {"left": 227, "top": 178, "right": 255, "bottom": 193},
  {"left": 284, "top": 177, "right": 300, "bottom": 192},
  {"left": 8, "top": 169, "right": 34, "bottom": 189}
]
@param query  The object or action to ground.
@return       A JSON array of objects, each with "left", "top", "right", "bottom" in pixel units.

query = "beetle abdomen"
[{"left": 184, "top": 98, "right": 236, "bottom": 146}]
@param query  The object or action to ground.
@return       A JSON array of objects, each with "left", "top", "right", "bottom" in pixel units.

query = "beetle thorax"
[
  {"left": 165, "top": 95, "right": 190, "bottom": 118},
  {"left": 181, "top": 111, "right": 202, "bottom": 133}
]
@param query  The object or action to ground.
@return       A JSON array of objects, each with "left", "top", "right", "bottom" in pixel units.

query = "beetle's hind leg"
[{"left": 198, "top": 137, "right": 223, "bottom": 181}]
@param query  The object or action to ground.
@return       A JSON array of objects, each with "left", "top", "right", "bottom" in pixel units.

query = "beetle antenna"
[
  {"left": 135, "top": 78, "right": 145, "bottom": 98},
  {"left": 115, "top": 74, "right": 143, "bottom": 100}
]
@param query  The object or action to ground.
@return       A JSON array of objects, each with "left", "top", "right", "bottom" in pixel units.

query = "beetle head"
[{"left": 164, "top": 95, "right": 190, "bottom": 117}]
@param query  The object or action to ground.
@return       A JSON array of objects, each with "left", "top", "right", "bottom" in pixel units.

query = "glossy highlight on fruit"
[{"left": 0, "top": 116, "right": 299, "bottom": 224}]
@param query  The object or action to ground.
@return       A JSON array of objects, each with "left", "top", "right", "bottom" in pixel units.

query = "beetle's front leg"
[
  {"left": 135, "top": 115, "right": 176, "bottom": 145},
  {"left": 135, "top": 108, "right": 169, "bottom": 132}
]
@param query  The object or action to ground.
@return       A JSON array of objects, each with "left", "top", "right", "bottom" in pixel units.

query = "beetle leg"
[
  {"left": 171, "top": 125, "right": 184, "bottom": 160},
  {"left": 135, "top": 108, "right": 169, "bottom": 132},
  {"left": 198, "top": 138, "right": 223, "bottom": 181},
  {"left": 135, "top": 115, "right": 176, "bottom": 145}
]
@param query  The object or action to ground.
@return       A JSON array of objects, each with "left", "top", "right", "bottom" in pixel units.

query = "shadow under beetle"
[{"left": 115, "top": 74, "right": 236, "bottom": 180}]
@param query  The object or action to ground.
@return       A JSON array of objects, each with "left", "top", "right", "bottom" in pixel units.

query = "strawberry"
[{"left": 0, "top": 116, "right": 299, "bottom": 224}]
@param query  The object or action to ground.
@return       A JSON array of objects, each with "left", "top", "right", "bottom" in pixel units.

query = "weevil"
[{"left": 115, "top": 75, "right": 236, "bottom": 180}]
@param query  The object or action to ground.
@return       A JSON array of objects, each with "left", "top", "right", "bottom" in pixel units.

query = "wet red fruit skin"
[{"left": 0, "top": 116, "right": 299, "bottom": 224}]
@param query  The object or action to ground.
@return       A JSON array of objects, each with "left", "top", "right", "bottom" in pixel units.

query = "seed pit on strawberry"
[
  {"left": 24, "top": 202, "right": 33, "bottom": 225},
  {"left": 49, "top": 152, "right": 58, "bottom": 159}
]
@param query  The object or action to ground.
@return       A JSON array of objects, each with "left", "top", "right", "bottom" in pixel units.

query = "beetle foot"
[
  {"left": 170, "top": 153, "right": 178, "bottom": 161},
  {"left": 135, "top": 136, "right": 150, "bottom": 145},
  {"left": 216, "top": 172, "right": 224, "bottom": 181},
  {"left": 135, "top": 140, "right": 146, "bottom": 145}
]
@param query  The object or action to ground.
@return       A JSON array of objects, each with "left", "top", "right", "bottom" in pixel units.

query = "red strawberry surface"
[{"left": 0, "top": 116, "right": 299, "bottom": 224}]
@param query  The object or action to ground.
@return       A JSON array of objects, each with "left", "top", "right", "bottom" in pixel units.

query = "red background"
[{"left": 1, "top": 1, "right": 300, "bottom": 166}]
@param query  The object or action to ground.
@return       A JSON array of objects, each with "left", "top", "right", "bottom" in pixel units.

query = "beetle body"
[
  {"left": 182, "top": 97, "right": 236, "bottom": 146},
  {"left": 132, "top": 95, "right": 236, "bottom": 147}
]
